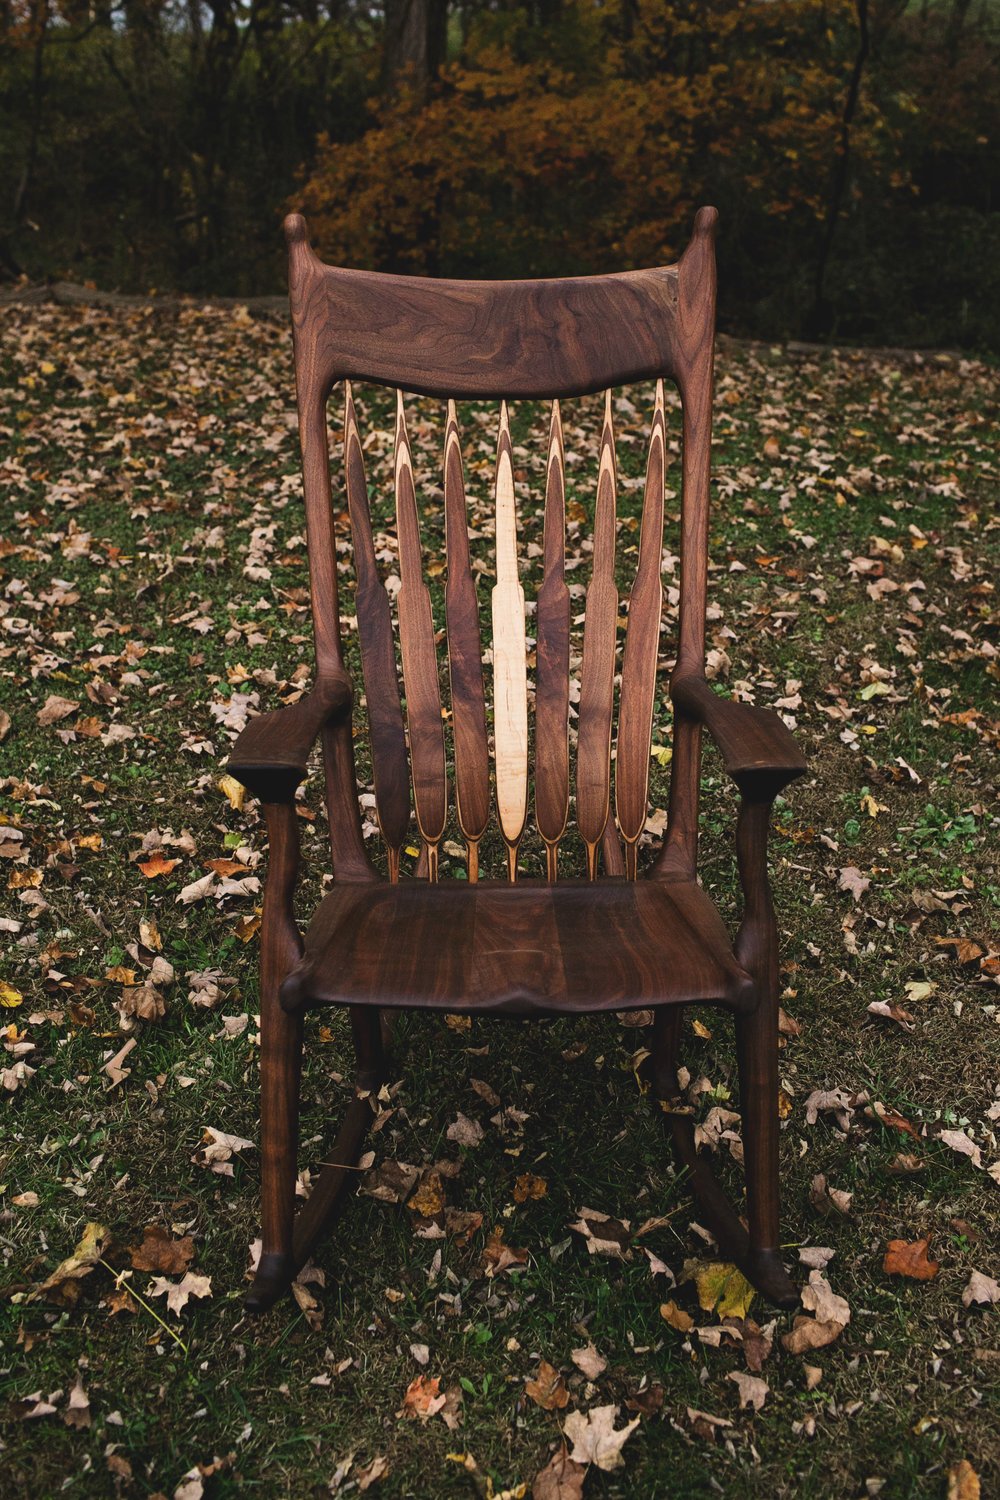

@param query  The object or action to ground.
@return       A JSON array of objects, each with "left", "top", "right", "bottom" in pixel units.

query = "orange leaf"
[
  {"left": 883, "top": 1237, "right": 939, "bottom": 1281},
  {"left": 138, "top": 855, "right": 179, "bottom": 879},
  {"left": 525, "top": 1359, "right": 569, "bottom": 1410}
]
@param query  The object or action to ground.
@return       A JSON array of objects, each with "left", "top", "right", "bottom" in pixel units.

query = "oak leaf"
[
  {"left": 562, "top": 1404, "right": 639, "bottom": 1471},
  {"left": 883, "top": 1237, "right": 940, "bottom": 1281}
]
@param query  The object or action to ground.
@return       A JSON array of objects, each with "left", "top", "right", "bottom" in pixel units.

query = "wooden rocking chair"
[{"left": 228, "top": 208, "right": 808, "bottom": 1315}]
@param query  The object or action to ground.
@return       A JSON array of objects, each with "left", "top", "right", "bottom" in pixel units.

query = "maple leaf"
[
  {"left": 727, "top": 1370, "right": 769, "bottom": 1411},
  {"left": 445, "top": 1112, "right": 484, "bottom": 1148},
  {"left": 130, "top": 1224, "right": 195, "bottom": 1275},
  {"left": 513, "top": 1172, "right": 548, "bottom": 1202},
  {"left": 148, "top": 1270, "right": 213, "bottom": 1315},
  {"left": 36, "top": 695, "right": 79, "bottom": 726},
  {"left": 961, "top": 1270, "right": 1000, "bottom": 1308},
  {"left": 837, "top": 865, "right": 870, "bottom": 902},
  {"left": 532, "top": 1448, "right": 585, "bottom": 1500},
  {"left": 398, "top": 1375, "right": 446, "bottom": 1421},
  {"left": 525, "top": 1359, "right": 569, "bottom": 1411},
  {"left": 883, "top": 1237, "right": 940, "bottom": 1281},
  {"left": 138, "top": 854, "right": 179, "bottom": 879},
  {"left": 570, "top": 1343, "right": 607, "bottom": 1380},
  {"left": 691, "top": 1262, "right": 756, "bottom": 1320},
  {"left": 563, "top": 1405, "right": 639, "bottom": 1471}
]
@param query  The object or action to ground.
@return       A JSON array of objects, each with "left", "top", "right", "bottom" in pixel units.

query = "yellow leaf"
[
  {"left": 947, "top": 1460, "right": 981, "bottom": 1500},
  {"left": 0, "top": 982, "right": 23, "bottom": 1008},
  {"left": 692, "top": 1018, "right": 712, "bottom": 1040},
  {"left": 693, "top": 1262, "right": 756, "bottom": 1320},
  {"left": 218, "top": 774, "right": 245, "bottom": 812},
  {"left": 650, "top": 745, "right": 672, "bottom": 767}
]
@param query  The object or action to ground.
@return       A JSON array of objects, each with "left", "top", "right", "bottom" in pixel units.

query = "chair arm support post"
[
  {"left": 260, "top": 802, "right": 305, "bottom": 976},
  {"left": 227, "top": 670, "right": 353, "bottom": 804},
  {"left": 733, "top": 797, "right": 779, "bottom": 995}
]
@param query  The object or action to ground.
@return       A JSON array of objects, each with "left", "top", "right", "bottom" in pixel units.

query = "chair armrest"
[
  {"left": 227, "top": 669, "right": 352, "bottom": 803},
  {"left": 671, "top": 674, "right": 807, "bottom": 802}
]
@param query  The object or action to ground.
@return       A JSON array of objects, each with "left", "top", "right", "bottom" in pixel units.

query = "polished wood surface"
[
  {"left": 343, "top": 384, "right": 409, "bottom": 875},
  {"left": 226, "top": 205, "right": 811, "bottom": 1315},
  {"left": 444, "top": 400, "right": 490, "bottom": 882},
  {"left": 576, "top": 389, "right": 619, "bottom": 879},
  {"left": 616, "top": 378, "right": 667, "bottom": 878},
  {"left": 534, "top": 401, "right": 571, "bottom": 881},
  {"left": 491, "top": 402, "right": 529, "bottom": 877},
  {"left": 280, "top": 878, "right": 754, "bottom": 1018}
]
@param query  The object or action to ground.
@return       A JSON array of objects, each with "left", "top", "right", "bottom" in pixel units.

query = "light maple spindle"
[
  {"left": 394, "top": 390, "right": 447, "bottom": 880},
  {"left": 616, "top": 380, "right": 667, "bottom": 879},
  {"left": 576, "top": 389, "right": 619, "bottom": 880},
  {"left": 343, "top": 383, "right": 410, "bottom": 881},
  {"left": 534, "top": 400, "right": 571, "bottom": 881},
  {"left": 444, "top": 400, "right": 490, "bottom": 882},
  {"left": 491, "top": 402, "right": 529, "bottom": 881}
]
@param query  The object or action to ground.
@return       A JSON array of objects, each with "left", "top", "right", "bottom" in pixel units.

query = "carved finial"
[
  {"left": 284, "top": 213, "right": 309, "bottom": 248},
  {"left": 693, "top": 206, "right": 719, "bottom": 239}
]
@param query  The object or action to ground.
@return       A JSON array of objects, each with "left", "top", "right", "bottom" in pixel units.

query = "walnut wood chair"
[{"left": 227, "top": 208, "right": 808, "bottom": 1315}]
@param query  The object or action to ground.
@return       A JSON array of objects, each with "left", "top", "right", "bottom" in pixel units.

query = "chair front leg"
[
  {"left": 733, "top": 797, "right": 797, "bottom": 1304},
  {"left": 247, "top": 802, "right": 304, "bottom": 1314}
]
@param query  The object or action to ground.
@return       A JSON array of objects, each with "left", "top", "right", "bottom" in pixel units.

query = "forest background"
[{"left": 1, "top": 0, "right": 998, "bottom": 349}]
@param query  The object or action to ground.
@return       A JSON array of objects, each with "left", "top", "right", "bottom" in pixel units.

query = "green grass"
[{"left": 1, "top": 307, "right": 998, "bottom": 1498}]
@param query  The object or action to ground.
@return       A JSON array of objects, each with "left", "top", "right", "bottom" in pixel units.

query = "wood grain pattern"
[
  {"left": 444, "top": 400, "right": 490, "bottom": 882},
  {"left": 235, "top": 207, "right": 809, "bottom": 1316},
  {"left": 281, "top": 877, "right": 755, "bottom": 1018},
  {"left": 394, "top": 390, "right": 447, "bottom": 876},
  {"left": 615, "top": 379, "right": 667, "bottom": 878},
  {"left": 284, "top": 213, "right": 680, "bottom": 400},
  {"left": 534, "top": 400, "right": 571, "bottom": 881},
  {"left": 344, "top": 383, "right": 410, "bottom": 876},
  {"left": 491, "top": 402, "right": 529, "bottom": 879},
  {"left": 576, "top": 389, "right": 619, "bottom": 879}
]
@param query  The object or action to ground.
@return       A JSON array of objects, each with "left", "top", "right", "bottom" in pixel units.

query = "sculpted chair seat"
[{"left": 226, "top": 208, "right": 809, "bottom": 1315}]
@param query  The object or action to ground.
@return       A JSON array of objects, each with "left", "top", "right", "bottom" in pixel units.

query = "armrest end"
[
  {"left": 227, "top": 671, "right": 352, "bottom": 803},
  {"left": 671, "top": 674, "right": 807, "bottom": 800}
]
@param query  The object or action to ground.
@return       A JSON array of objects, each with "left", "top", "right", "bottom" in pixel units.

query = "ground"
[{"left": 0, "top": 302, "right": 998, "bottom": 1499}]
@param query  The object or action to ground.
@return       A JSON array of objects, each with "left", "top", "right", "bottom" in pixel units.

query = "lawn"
[{"left": 1, "top": 300, "right": 998, "bottom": 1499}]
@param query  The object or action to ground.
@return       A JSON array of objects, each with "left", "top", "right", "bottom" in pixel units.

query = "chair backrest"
[{"left": 285, "top": 208, "right": 719, "bottom": 885}]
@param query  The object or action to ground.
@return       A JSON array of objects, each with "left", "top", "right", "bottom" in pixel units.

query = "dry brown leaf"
[
  {"left": 129, "top": 1224, "right": 195, "bottom": 1275},
  {"left": 883, "top": 1237, "right": 940, "bottom": 1281},
  {"left": 446, "top": 1112, "right": 484, "bottom": 1149},
  {"left": 525, "top": 1359, "right": 569, "bottom": 1411},
  {"left": 148, "top": 1271, "right": 213, "bottom": 1315},
  {"left": 513, "top": 1172, "right": 548, "bottom": 1203},
  {"left": 727, "top": 1370, "right": 769, "bottom": 1411},
  {"left": 780, "top": 1315, "right": 845, "bottom": 1354},
  {"left": 398, "top": 1374, "right": 446, "bottom": 1421},
  {"left": 30, "top": 1221, "right": 110, "bottom": 1305},
  {"left": 659, "top": 1299, "right": 694, "bottom": 1332},
  {"left": 480, "top": 1226, "right": 529, "bottom": 1277},
  {"left": 63, "top": 1377, "right": 91, "bottom": 1429},
  {"left": 809, "top": 1173, "right": 853, "bottom": 1217},
  {"left": 568, "top": 1207, "right": 631, "bottom": 1260},
  {"left": 570, "top": 1343, "right": 607, "bottom": 1380},
  {"left": 962, "top": 1270, "right": 1000, "bottom": 1308},
  {"left": 37, "top": 695, "right": 79, "bottom": 726},
  {"left": 531, "top": 1448, "right": 585, "bottom": 1500},
  {"left": 947, "top": 1460, "right": 980, "bottom": 1500},
  {"left": 563, "top": 1404, "right": 639, "bottom": 1472}
]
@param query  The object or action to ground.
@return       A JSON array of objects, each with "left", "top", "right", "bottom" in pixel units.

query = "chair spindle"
[{"left": 491, "top": 401, "right": 529, "bottom": 881}]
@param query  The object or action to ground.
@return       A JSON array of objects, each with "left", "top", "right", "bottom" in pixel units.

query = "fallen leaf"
[
  {"left": 445, "top": 1112, "right": 484, "bottom": 1148},
  {"left": 727, "top": 1370, "right": 768, "bottom": 1411},
  {"left": 218, "top": 774, "right": 246, "bottom": 811},
  {"left": 63, "top": 1376, "right": 91, "bottom": 1429},
  {"left": 659, "top": 1299, "right": 694, "bottom": 1332},
  {"left": 837, "top": 866, "right": 870, "bottom": 902},
  {"left": 570, "top": 1343, "right": 607, "bottom": 1380},
  {"left": 148, "top": 1271, "right": 213, "bottom": 1315},
  {"left": 138, "top": 855, "right": 179, "bottom": 879},
  {"left": 176, "top": 872, "right": 217, "bottom": 904},
  {"left": 398, "top": 1374, "right": 446, "bottom": 1421},
  {"left": 513, "top": 1173, "right": 548, "bottom": 1203},
  {"left": 883, "top": 1237, "right": 940, "bottom": 1281},
  {"left": 480, "top": 1226, "right": 529, "bottom": 1277},
  {"left": 780, "top": 1315, "right": 845, "bottom": 1354},
  {"left": 0, "top": 981, "right": 23, "bottom": 1008},
  {"left": 531, "top": 1447, "right": 585, "bottom": 1500},
  {"left": 357, "top": 1454, "right": 390, "bottom": 1491},
  {"left": 800, "top": 1270, "right": 851, "bottom": 1325},
  {"left": 525, "top": 1359, "right": 569, "bottom": 1411},
  {"left": 37, "top": 694, "right": 79, "bottom": 726},
  {"left": 939, "top": 1128, "right": 983, "bottom": 1169},
  {"left": 809, "top": 1174, "right": 853, "bottom": 1217},
  {"left": 962, "top": 1270, "right": 1000, "bottom": 1308},
  {"left": 562, "top": 1404, "right": 639, "bottom": 1472},
  {"left": 130, "top": 1224, "right": 195, "bottom": 1275},
  {"left": 30, "top": 1221, "right": 110, "bottom": 1305},
  {"left": 568, "top": 1208, "right": 631, "bottom": 1260},
  {"left": 692, "top": 1262, "right": 756, "bottom": 1320},
  {"left": 947, "top": 1460, "right": 981, "bottom": 1500}
]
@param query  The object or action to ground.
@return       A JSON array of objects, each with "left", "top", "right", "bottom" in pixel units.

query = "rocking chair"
[{"left": 227, "top": 208, "right": 808, "bottom": 1314}]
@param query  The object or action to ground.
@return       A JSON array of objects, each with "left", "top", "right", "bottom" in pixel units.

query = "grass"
[{"left": 0, "top": 305, "right": 998, "bottom": 1499}]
